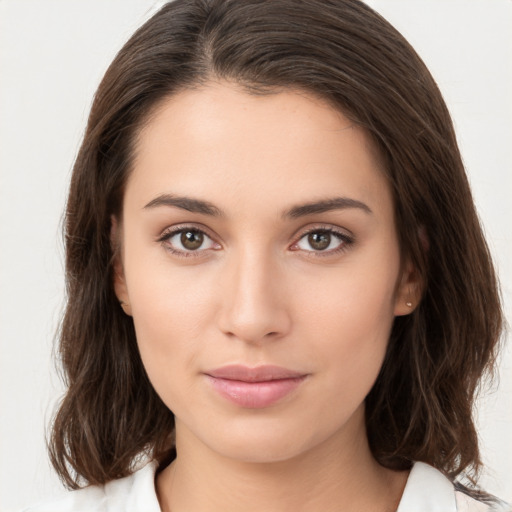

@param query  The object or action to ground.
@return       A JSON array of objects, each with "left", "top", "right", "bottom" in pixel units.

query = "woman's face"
[{"left": 115, "top": 82, "right": 415, "bottom": 463}]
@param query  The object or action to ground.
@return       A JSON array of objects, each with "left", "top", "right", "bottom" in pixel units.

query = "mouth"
[{"left": 204, "top": 365, "right": 308, "bottom": 409}]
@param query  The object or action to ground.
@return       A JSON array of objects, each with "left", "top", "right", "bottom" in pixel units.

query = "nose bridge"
[{"left": 218, "top": 244, "right": 290, "bottom": 342}]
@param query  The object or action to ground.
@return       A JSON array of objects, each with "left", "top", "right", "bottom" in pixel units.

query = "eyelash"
[
  {"left": 156, "top": 224, "right": 354, "bottom": 259},
  {"left": 290, "top": 225, "right": 354, "bottom": 258},
  {"left": 156, "top": 224, "right": 220, "bottom": 259}
]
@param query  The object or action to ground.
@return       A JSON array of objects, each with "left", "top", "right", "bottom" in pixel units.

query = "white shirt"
[{"left": 22, "top": 461, "right": 509, "bottom": 512}]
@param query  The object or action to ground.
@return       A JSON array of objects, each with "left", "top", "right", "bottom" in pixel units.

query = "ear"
[
  {"left": 394, "top": 259, "right": 422, "bottom": 317},
  {"left": 110, "top": 215, "right": 132, "bottom": 316}
]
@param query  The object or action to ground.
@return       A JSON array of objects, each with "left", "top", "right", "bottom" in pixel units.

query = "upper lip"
[{"left": 205, "top": 365, "right": 306, "bottom": 382}]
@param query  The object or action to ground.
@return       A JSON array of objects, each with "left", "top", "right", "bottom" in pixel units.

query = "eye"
[
  {"left": 293, "top": 228, "right": 353, "bottom": 254},
  {"left": 158, "top": 226, "right": 220, "bottom": 257}
]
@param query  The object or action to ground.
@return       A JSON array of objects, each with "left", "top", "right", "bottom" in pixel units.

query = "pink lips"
[{"left": 205, "top": 365, "right": 307, "bottom": 409}]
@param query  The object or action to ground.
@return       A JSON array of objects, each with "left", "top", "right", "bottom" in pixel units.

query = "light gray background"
[{"left": 0, "top": 1, "right": 510, "bottom": 510}]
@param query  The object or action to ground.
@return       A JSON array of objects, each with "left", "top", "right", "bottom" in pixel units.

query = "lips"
[{"left": 204, "top": 365, "right": 307, "bottom": 408}]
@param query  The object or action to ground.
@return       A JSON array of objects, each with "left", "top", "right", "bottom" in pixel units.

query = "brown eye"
[
  {"left": 307, "top": 231, "right": 331, "bottom": 251},
  {"left": 180, "top": 230, "right": 204, "bottom": 250},
  {"left": 294, "top": 228, "right": 352, "bottom": 255},
  {"left": 161, "top": 227, "right": 218, "bottom": 256}
]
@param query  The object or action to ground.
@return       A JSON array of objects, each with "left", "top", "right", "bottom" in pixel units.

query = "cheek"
[
  {"left": 123, "top": 247, "right": 220, "bottom": 397},
  {"left": 299, "top": 257, "right": 398, "bottom": 337},
  {"left": 296, "top": 255, "right": 399, "bottom": 386},
  {"left": 132, "top": 271, "right": 214, "bottom": 342},
  {"left": 129, "top": 281, "right": 213, "bottom": 413}
]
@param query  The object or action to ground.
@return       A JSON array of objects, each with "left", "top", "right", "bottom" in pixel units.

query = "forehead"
[{"left": 128, "top": 82, "right": 392, "bottom": 220}]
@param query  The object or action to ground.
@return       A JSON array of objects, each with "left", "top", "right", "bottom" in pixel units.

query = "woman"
[{"left": 24, "top": 0, "right": 508, "bottom": 510}]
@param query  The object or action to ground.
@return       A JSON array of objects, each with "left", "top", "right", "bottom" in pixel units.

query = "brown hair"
[{"left": 49, "top": 0, "right": 503, "bottom": 493}]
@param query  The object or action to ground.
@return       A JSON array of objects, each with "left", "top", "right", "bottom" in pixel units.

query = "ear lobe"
[
  {"left": 111, "top": 216, "right": 132, "bottom": 316},
  {"left": 113, "top": 267, "right": 132, "bottom": 316},
  {"left": 394, "top": 261, "right": 422, "bottom": 317}
]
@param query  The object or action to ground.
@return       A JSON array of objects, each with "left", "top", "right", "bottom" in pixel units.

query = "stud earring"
[{"left": 406, "top": 301, "right": 413, "bottom": 308}]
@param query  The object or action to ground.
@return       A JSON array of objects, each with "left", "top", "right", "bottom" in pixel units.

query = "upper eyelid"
[
  {"left": 157, "top": 223, "right": 218, "bottom": 242},
  {"left": 292, "top": 223, "right": 353, "bottom": 241},
  {"left": 293, "top": 228, "right": 353, "bottom": 248}
]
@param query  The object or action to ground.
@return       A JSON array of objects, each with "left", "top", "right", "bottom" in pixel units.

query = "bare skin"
[
  {"left": 157, "top": 408, "right": 408, "bottom": 512},
  {"left": 114, "top": 81, "right": 418, "bottom": 512}
]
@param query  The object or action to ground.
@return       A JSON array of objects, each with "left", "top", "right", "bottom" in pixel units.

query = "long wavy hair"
[{"left": 49, "top": 0, "right": 503, "bottom": 492}]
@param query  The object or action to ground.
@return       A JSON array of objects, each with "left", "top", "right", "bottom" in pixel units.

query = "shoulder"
[
  {"left": 21, "top": 461, "right": 161, "bottom": 512},
  {"left": 398, "top": 462, "right": 511, "bottom": 512}
]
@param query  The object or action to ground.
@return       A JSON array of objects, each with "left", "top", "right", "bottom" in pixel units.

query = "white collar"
[{"left": 397, "top": 461, "right": 457, "bottom": 511}]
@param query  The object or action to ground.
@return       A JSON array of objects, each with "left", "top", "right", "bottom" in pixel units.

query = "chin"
[
  {"left": 211, "top": 437, "right": 310, "bottom": 464},
  {"left": 188, "top": 414, "right": 343, "bottom": 465}
]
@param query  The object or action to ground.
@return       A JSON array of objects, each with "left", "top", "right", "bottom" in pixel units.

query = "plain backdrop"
[{"left": 0, "top": 1, "right": 510, "bottom": 510}]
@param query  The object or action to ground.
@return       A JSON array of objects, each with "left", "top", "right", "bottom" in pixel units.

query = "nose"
[{"left": 216, "top": 249, "right": 292, "bottom": 344}]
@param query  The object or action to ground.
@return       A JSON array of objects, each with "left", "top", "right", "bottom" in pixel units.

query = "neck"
[{"left": 156, "top": 408, "right": 408, "bottom": 512}]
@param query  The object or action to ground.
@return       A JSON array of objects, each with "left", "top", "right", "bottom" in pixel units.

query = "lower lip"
[{"left": 206, "top": 376, "right": 306, "bottom": 408}]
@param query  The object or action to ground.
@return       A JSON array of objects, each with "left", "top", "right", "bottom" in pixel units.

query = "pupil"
[
  {"left": 181, "top": 230, "right": 203, "bottom": 250},
  {"left": 308, "top": 231, "right": 330, "bottom": 250}
]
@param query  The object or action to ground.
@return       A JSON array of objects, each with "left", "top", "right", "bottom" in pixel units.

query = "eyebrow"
[
  {"left": 143, "top": 194, "right": 372, "bottom": 218},
  {"left": 144, "top": 194, "right": 223, "bottom": 217},
  {"left": 283, "top": 197, "right": 372, "bottom": 218}
]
